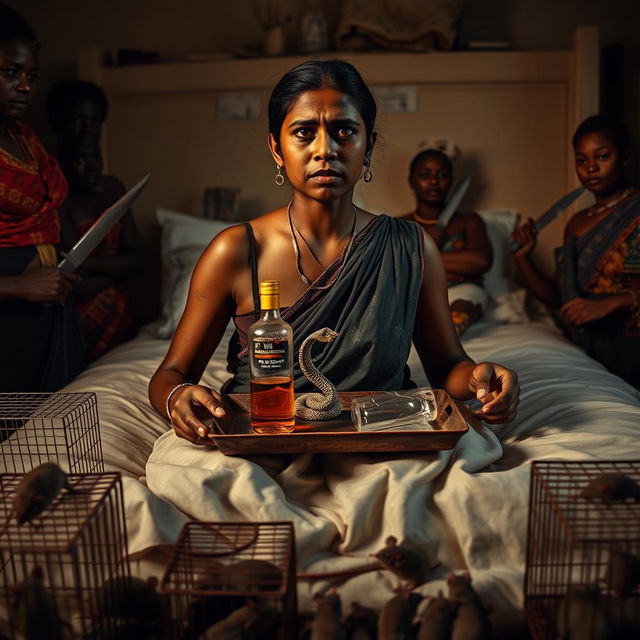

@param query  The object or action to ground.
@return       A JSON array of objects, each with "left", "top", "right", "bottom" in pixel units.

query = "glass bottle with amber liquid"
[{"left": 249, "top": 280, "right": 295, "bottom": 433}]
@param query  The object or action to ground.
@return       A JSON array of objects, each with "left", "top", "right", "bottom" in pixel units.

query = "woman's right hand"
[
  {"left": 18, "top": 266, "right": 80, "bottom": 304},
  {"left": 168, "top": 384, "right": 226, "bottom": 445},
  {"left": 510, "top": 218, "right": 538, "bottom": 258}
]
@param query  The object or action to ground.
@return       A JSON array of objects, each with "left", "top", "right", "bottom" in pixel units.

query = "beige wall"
[
  {"left": 14, "top": 1, "right": 638, "bottom": 320},
  {"left": 19, "top": 0, "right": 640, "bottom": 158}
]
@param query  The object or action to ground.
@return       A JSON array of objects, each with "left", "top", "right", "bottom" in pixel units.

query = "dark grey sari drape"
[{"left": 225, "top": 215, "right": 424, "bottom": 393}]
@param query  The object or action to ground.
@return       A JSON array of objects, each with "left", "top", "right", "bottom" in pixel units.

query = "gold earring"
[
  {"left": 363, "top": 160, "right": 373, "bottom": 183},
  {"left": 275, "top": 164, "right": 285, "bottom": 186}
]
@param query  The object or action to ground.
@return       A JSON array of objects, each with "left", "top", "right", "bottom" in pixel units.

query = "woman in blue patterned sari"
[{"left": 512, "top": 115, "right": 640, "bottom": 388}]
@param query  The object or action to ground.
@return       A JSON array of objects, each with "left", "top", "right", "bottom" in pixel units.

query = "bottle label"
[{"left": 251, "top": 338, "right": 289, "bottom": 373}]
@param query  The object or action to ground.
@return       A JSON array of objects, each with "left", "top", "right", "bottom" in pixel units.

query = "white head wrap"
[{"left": 415, "top": 137, "right": 461, "bottom": 162}]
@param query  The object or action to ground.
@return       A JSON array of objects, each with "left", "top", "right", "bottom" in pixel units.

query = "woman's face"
[
  {"left": 62, "top": 145, "right": 103, "bottom": 190},
  {"left": 270, "top": 86, "right": 372, "bottom": 203},
  {"left": 58, "top": 98, "right": 103, "bottom": 140},
  {"left": 0, "top": 39, "right": 38, "bottom": 122},
  {"left": 409, "top": 153, "right": 452, "bottom": 207},
  {"left": 574, "top": 131, "right": 627, "bottom": 197}
]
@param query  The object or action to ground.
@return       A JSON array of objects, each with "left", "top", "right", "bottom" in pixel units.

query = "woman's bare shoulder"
[{"left": 198, "top": 223, "right": 250, "bottom": 272}]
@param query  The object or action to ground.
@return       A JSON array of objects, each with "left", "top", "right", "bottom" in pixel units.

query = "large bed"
[
  {"left": 51, "top": 207, "right": 640, "bottom": 637},
  {"left": 19, "top": 25, "right": 635, "bottom": 635}
]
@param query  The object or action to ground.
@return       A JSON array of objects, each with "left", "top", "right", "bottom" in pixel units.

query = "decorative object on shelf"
[
  {"left": 252, "top": 0, "right": 292, "bottom": 56},
  {"left": 524, "top": 460, "right": 640, "bottom": 640},
  {"left": 203, "top": 187, "right": 240, "bottom": 221},
  {"left": 0, "top": 392, "right": 103, "bottom": 474},
  {"left": 298, "top": 1, "right": 329, "bottom": 54},
  {"left": 0, "top": 472, "right": 136, "bottom": 639},
  {"left": 160, "top": 521, "right": 297, "bottom": 639},
  {"left": 336, "top": 0, "right": 463, "bottom": 52}
]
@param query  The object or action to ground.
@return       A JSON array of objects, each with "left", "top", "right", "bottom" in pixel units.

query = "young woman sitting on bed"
[
  {"left": 149, "top": 60, "right": 520, "bottom": 444},
  {"left": 400, "top": 143, "right": 492, "bottom": 336},
  {"left": 511, "top": 115, "right": 640, "bottom": 389}
]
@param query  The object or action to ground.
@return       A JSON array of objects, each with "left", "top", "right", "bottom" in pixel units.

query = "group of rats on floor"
[{"left": 3, "top": 462, "right": 640, "bottom": 639}]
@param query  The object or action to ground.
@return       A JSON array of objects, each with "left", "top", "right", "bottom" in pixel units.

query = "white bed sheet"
[{"left": 54, "top": 320, "right": 640, "bottom": 634}]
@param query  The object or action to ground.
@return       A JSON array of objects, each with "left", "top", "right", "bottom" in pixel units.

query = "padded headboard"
[{"left": 78, "top": 27, "right": 599, "bottom": 320}]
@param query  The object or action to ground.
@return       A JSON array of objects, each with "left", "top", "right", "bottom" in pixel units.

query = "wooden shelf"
[{"left": 80, "top": 47, "right": 571, "bottom": 97}]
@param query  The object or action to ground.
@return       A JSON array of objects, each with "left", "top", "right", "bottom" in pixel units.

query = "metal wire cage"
[
  {"left": 0, "top": 472, "right": 135, "bottom": 639},
  {"left": 160, "top": 521, "right": 298, "bottom": 639},
  {"left": 524, "top": 460, "right": 640, "bottom": 640},
  {"left": 0, "top": 392, "right": 103, "bottom": 473}
]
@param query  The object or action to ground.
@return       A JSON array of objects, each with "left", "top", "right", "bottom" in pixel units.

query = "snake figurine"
[{"left": 295, "top": 328, "right": 342, "bottom": 421}]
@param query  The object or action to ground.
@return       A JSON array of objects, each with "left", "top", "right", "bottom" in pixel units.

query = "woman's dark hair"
[
  {"left": 268, "top": 59, "right": 377, "bottom": 152},
  {"left": 0, "top": 3, "right": 38, "bottom": 47},
  {"left": 409, "top": 149, "right": 453, "bottom": 178},
  {"left": 572, "top": 114, "right": 630, "bottom": 153},
  {"left": 46, "top": 80, "right": 108, "bottom": 133}
]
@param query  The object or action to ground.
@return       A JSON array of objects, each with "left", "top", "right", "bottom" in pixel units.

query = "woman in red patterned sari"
[
  {"left": 512, "top": 115, "right": 640, "bottom": 389},
  {"left": 0, "top": 4, "right": 85, "bottom": 392}
]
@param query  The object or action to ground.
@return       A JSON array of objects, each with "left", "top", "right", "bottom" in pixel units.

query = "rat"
[
  {"left": 447, "top": 573, "right": 492, "bottom": 640},
  {"left": 3, "top": 462, "right": 73, "bottom": 531},
  {"left": 417, "top": 590, "right": 459, "bottom": 640},
  {"left": 298, "top": 537, "right": 432, "bottom": 591},
  {"left": 311, "top": 591, "right": 346, "bottom": 640},
  {"left": 240, "top": 605, "right": 280, "bottom": 640},
  {"left": 578, "top": 473, "right": 640, "bottom": 503},
  {"left": 95, "top": 575, "right": 162, "bottom": 631},
  {"left": 344, "top": 601, "right": 378, "bottom": 640},
  {"left": 198, "top": 602, "right": 256, "bottom": 639},
  {"left": 604, "top": 549, "right": 640, "bottom": 597},
  {"left": 378, "top": 588, "right": 423, "bottom": 640},
  {"left": 372, "top": 536, "right": 432, "bottom": 590},
  {"left": 188, "top": 559, "right": 282, "bottom": 637},
  {"left": 13, "top": 565, "right": 65, "bottom": 640}
]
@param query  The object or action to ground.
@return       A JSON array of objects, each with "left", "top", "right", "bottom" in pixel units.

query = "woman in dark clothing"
[
  {"left": 149, "top": 59, "right": 519, "bottom": 444},
  {"left": 0, "top": 3, "right": 85, "bottom": 391},
  {"left": 512, "top": 115, "right": 640, "bottom": 388}
]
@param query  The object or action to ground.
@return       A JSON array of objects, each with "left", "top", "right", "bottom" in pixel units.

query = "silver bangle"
[{"left": 165, "top": 382, "right": 192, "bottom": 421}]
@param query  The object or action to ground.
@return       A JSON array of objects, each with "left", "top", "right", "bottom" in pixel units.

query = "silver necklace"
[
  {"left": 587, "top": 187, "right": 631, "bottom": 217},
  {"left": 287, "top": 201, "right": 358, "bottom": 289}
]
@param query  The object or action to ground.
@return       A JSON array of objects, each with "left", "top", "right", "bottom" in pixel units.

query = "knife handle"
[{"left": 57, "top": 252, "right": 79, "bottom": 272}]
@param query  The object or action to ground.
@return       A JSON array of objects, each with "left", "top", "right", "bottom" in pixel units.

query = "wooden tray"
[{"left": 213, "top": 389, "right": 469, "bottom": 455}]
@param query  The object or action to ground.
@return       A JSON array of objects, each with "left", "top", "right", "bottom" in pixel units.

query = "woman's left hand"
[
  {"left": 468, "top": 362, "right": 519, "bottom": 424},
  {"left": 560, "top": 297, "right": 613, "bottom": 325}
]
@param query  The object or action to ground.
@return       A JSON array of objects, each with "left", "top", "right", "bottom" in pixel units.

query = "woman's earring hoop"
[
  {"left": 361, "top": 158, "right": 373, "bottom": 183},
  {"left": 275, "top": 164, "right": 285, "bottom": 186}
]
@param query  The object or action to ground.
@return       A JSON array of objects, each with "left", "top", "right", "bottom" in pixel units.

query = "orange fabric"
[{"left": 0, "top": 122, "right": 67, "bottom": 247}]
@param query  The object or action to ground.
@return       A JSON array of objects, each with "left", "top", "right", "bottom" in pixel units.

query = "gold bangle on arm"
[
  {"left": 36, "top": 243, "right": 58, "bottom": 267},
  {"left": 165, "top": 382, "right": 192, "bottom": 421}
]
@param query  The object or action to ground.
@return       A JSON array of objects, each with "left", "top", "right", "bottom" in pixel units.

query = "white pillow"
[
  {"left": 476, "top": 208, "right": 529, "bottom": 323},
  {"left": 155, "top": 208, "right": 233, "bottom": 338}
]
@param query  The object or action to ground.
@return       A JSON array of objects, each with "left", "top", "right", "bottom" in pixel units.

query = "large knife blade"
[
  {"left": 509, "top": 185, "right": 585, "bottom": 252},
  {"left": 58, "top": 173, "right": 150, "bottom": 272},
  {"left": 437, "top": 175, "right": 471, "bottom": 229}
]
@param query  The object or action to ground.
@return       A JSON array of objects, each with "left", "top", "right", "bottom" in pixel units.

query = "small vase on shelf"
[{"left": 298, "top": 2, "right": 328, "bottom": 54}]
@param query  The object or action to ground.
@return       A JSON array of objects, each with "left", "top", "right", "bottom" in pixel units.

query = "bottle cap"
[
  {"left": 259, "top": 280, "right": 279, "bottom": 296},
  {"left": 259, "top": 280, "right": 280, "bottom": 310}
]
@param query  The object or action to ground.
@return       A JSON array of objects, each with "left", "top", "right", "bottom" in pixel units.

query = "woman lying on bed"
[
  {"left": 512, "top": 115, "right": 640, "bottom": 389},
  {"left": 149, "top": 59, "right": 519, "bottom": 444}
]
